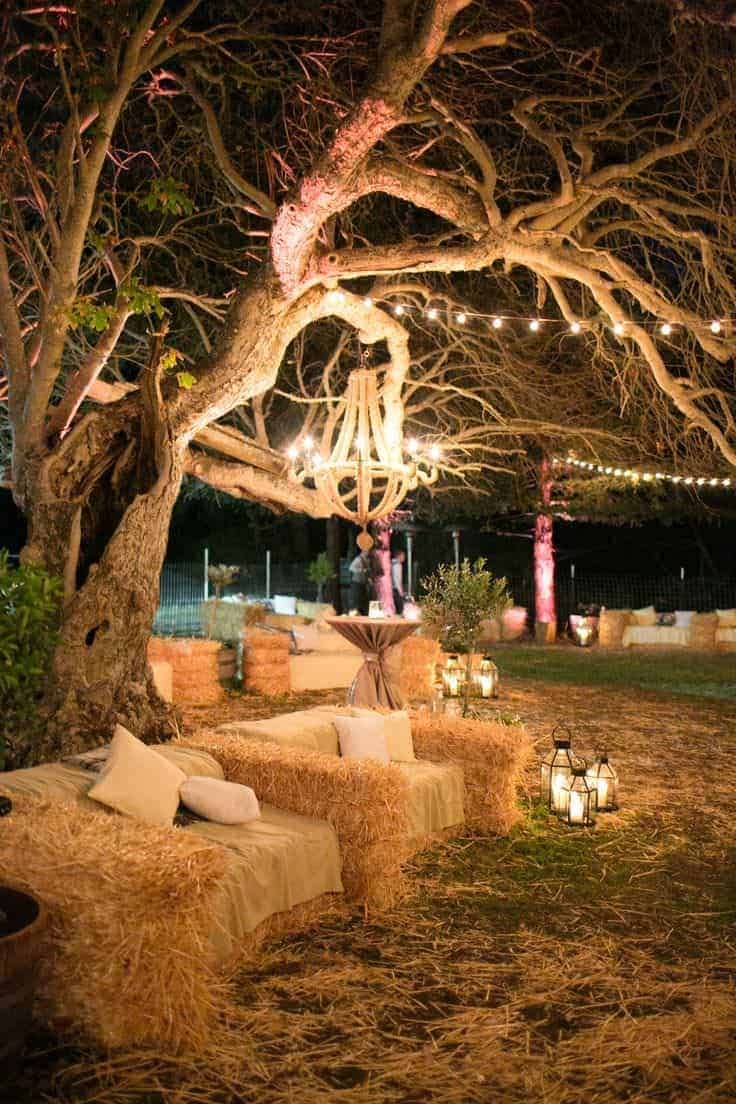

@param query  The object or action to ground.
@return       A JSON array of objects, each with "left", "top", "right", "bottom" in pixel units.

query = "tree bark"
[
  {"left": 534, "top": 457, "right": 557, "bottom": 643},
  {"left": 18, "top": 347, "right": 184, "bottom": 763}
]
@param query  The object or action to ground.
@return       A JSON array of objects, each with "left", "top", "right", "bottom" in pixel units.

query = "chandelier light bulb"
[
  {"left": 427, "top": 307, "right": 438, "bottom": 320},
  {"left": 613, "top": 322, "right": 625, "bottom": 336},
  {"left": 660, "top": 322, "right": 672, "bottom": 336},
  {"left": 492, "top": 316, "right": 503, "bottom": 329},
  {"left": 407, "top": 437, "right": 420, "bottom": 454},
  {"left": 394, "top": 304, "right": 405, "bottom": 316},
  {"left": 302, "top": 434, "right": 314, "bottom": 451},
  {"left": 429, "top": 443, "right": 441, "bottom": 461},
  {"left": 287, "top": 445, "right": 298, "bottom": 461},
  {"left": 570, "top": 321, "right": 581, "bottom": 334},
  {"left": 363, "top": 296, "right": 373, "bottom": 308},
  {"left": 455, "top": 311, "right": 467, "bottom": 324},
  {"left": 312, "top": 454, "right": 324, "bottom": 469},
  {"left": 710, "top": 319, "right": 722, "bottom": 334},
  {"left": 529, "top": 318, "right": 540, "bottom": 332}
]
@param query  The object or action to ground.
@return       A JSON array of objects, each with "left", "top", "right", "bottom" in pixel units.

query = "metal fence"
[{"left": 153, "top": 555, "right": 736, "bottom": 637}]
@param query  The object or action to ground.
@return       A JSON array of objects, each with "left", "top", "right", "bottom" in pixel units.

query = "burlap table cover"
[{"left": 326, "top": 616, "right": 419, "bottom": 709}]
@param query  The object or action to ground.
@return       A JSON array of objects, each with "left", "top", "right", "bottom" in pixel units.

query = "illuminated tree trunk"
[
  {"left": 372, "top": 518, "right": 395, "bottom": 615},
  {"left": 533, "top": 457, "right": 557, "bottom": 643}
]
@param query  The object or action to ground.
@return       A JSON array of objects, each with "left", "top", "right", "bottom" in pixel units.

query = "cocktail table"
[{"left": 325, "top": 616, "right": 419, "bottom": 709}]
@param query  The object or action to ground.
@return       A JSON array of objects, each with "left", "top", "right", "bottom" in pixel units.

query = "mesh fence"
[{"left": 153, "top": 557, "right": 736, "bottom": 637}]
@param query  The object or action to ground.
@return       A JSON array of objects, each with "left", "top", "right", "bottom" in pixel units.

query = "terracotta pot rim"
[{"left": 0, "top": 885, "right": 48, "bottom": 947}]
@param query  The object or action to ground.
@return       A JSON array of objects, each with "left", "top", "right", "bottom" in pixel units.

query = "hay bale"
[
  {"left": 181, "top": 731, "right": 412, "bottom": 909},
  {"left": 690, "top": 612, "right": 718, "bottom": 650},
  {"left": 398, "top": 636, "right": 442, "bottom": 700},
  {"left": 598, "top": 609, "right": 632, "bottom": 648},
  {"left": 243, "top": 627, "right": 290, "bottom": 651},
  {"left": 410, "top": 713, "right": 534, "bottom": 834},
  {"left": 0, "top": 796, "right": 232, "bottom": 1051},
  {"left": 148, "top": 638, "right": 223, "bottom": 704},
  {"left": 242, "top": 629, "right": 291, "bottom": 695}
]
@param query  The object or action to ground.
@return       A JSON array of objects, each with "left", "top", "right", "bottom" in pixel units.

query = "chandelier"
[{"left": 286, "top": 366, "right": 440, "bottom": 549}]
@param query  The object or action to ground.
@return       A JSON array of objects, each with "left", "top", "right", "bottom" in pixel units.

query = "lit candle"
[
  {"left": 479, "top": 674, "right": 493, "bottom": 698},
  {"left": 551, "top": 770, "right": 569, "bottom": 813},
  {"left": 568, "top": 789, "right": 585, "bottom": 824},
  {"left": 595, "top": 777, "right": 609, "bottom": 809}
]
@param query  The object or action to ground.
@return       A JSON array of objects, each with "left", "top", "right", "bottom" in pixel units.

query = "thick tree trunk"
[
  {"left": 534, "top": 458, "right": 557, "bottom": 643},
  {"left": 17, "top": 354, "right": 185, "bottom": 763}
]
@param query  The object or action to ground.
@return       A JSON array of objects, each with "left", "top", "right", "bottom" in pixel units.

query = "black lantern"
[
  {"left": 586, "top": 753, "right": 619, "bottom": 812},
  {"left": 558, "top": 766, "right": 596, "bottom": 827},
  {"left": 540, "top": 726, "right": 585, "bottom": 813}
]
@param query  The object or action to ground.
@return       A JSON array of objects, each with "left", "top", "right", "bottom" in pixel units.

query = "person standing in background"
[
  {"left": 391, "top": 549, "right": 406, "bottom": 615},
  {"left": 348, "top": 546, "right": 369, "bottom": 614}
]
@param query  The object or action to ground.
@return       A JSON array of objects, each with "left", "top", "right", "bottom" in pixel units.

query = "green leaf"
[
  {"left": 138, "top": 176, "right": 195, "bottom": 217},
  {"left": 176, "top": 370, "right": 197, "bottom": 389}
]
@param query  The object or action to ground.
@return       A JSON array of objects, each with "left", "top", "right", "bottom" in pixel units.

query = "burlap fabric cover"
[{"left": 326, "top": 617, "right": 419, "bottom": 709}]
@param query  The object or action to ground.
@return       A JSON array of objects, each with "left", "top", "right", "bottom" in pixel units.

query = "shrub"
[
  {"left": 307, "top": 551, "right": 334, "bottom": 602},
  {"left": 0, "top": 551, "right": 63, "bottom": 768}
]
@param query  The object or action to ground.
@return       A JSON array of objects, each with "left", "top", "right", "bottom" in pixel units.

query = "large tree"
[{"left": 2, "top": 0, "right": 736, "bottom": 757}]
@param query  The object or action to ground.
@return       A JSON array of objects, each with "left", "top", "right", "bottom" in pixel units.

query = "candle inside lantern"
[
  {"left": 586, "top": 753, "right": 618, "bottom": 812},
  {"left": 568, "top": 787, "right": 585, "bottom": 824},
  {"left": 559, "top": 766, "right": 596, "bottom": 828},
  {"left": 551, "top": 770, "right": 569, "bottom": 814}
]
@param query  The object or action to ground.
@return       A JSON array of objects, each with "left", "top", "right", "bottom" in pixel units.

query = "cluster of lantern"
[
  {"left": 540, "top": 726, "right": 619, "bottom": 828},
  {"left": 438, "top": 654, "right": 500, "bottom": 701}
]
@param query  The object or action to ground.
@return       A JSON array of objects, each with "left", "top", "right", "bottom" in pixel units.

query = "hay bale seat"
[
  {"left": 183, "top": 709, "right": 532, "bottom": 908},
  {"left": 148, "top": 637, "right": 223, "bottom": 705},
  {"left": 598, "top": 609, "right": 633, "bottom": 648},
  {"left": 0, "top": 746, "right": 343, "bottom": 1052},
  {"left": 242, "top": 627, "right": 290, "bottom": 696},
  {"left": 690, "top": 612, "right": 718, "bottom": 650}
]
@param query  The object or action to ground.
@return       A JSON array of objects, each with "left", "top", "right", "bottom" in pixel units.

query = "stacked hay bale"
[
  {"left": 242, "top": 628, "right": 290, "bottom": 695},
  {"left": 689, "top": 612, "right": 718, "bottom": 650},
  {"left": 148, "top": 638, "right": 223, "bottom": 705},
  {"left": 199, "top": 599, "right": 266, "bottom": 643},
  {"left": 397, "top": 636, "right": 441, "bottom": 700},
  {"left": 598, "top": 609, "right": 632, "bottom": 648}
]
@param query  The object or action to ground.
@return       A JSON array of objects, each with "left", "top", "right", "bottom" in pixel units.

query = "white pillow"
[
  {"left": 716, "top": 608, "right": 736, "bottom": 628},
  {"left": 383, "top": 711, "right": 415, "bottom": 762},
  {"left": 632, "top": 605, "right": 657, "bottom": 626},
  {"left": 180, "top": 776, "right": 260, "bottom": 825},
  {"left": 88, "top": 725, "right": 186, "bottom": 826},
  {"left": 333, "top": 715, "right": 390, "bottom": 764},
  {"left": 674, "top": 610, "right": 695, "bottom": 628}
]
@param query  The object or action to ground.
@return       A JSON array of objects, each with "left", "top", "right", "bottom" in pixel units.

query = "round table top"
[{"left": 326, "top": 615, "right": 412, "bottom": 627}]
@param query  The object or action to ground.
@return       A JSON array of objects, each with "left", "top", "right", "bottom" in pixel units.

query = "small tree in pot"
[
  {"left": 307, "top": 552, "right": 334, "bottom": 604},
  {"left": 421, "top": 558, "right": 512, "bottom": 716}
]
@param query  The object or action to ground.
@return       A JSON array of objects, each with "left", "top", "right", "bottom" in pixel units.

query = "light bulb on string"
[
  {"left": 660, "top": 322, "right": 673, "bottom": 336},
  {"left": 569, "top": 321, "right": 581, "bottom": 334},
  {"left": 407, "top": 437, "right": 420, "bottom": 455},
  {"left": 429, "top": 443, "right": 441, "bottom": 461},
  {"left": 492, "top": 316, "right": 503, "bottom": 329},
  {"left": 613, "top": 322, "right": 625, "bottom": 336},
  {"left": 394, "top": 304, "right": 405, "bottom": 316},
  {"left": 427, "top": 307, "right": 438, "bottom": 321},
  {"left": 363, "top": 296, "right": 373, "bottom": 308},
  {"left": 710, "top": 320, "right": 722, "bottom": 334},
  {"left": 287, "top": 445, "right": 298, "bottom": 461},
  {"left": 529, "top": 319, "right": 540, "bottom": 332},
  {"left": 302, "top": 435, "right": 314, "bottom": 452},
  {"left": 455, "top": 312, "right": 467, "bottom": 324}
]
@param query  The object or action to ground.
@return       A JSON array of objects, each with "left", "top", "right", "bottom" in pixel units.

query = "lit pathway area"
[{"left": 10, "top": 652, "right": 736, "bottom": 1104}]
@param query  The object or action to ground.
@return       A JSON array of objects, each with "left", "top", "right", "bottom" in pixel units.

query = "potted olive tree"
[
  {"left": 307, "top": 551, "right": 334, "bottom": 604},
  {"left": 421, "top": 558, "right": 512, "bottom": 716}
]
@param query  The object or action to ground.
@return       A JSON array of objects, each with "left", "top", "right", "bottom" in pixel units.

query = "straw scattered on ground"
[{"left": 8, "top": 665, "right": 736, "bottom": 1104}]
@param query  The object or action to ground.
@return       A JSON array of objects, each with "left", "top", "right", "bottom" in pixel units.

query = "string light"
[
  {"left": 330, "top": 293, "right": 734, "bottom": 338},
  {"left": 555, "top": 455, "right": 733, "bottom": 490}
]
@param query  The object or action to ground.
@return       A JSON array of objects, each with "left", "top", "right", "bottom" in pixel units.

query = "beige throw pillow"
[
  {"left": 333, "top": 715, "right": 390, "bottom": 765},
  {"left": 674, "top": 610, "right": 695, "bottom": 629},
  {"left": 180, "top": 776, "right": 260, "bottom": 824},
  {"left": 88, "top": 725, "right": 185, "bottom": 826},
  {"left": 383, "top": 711, "right": 415, "bottom": 762},
  {"left": 632, "top": 605, "right": 657, "bottom": 626}
]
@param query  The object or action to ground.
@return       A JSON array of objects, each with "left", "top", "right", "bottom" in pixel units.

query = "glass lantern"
[
  {"left": 476, "top": 655, "right": 499, "bottom": 699},
  {"left": 540, "top": 727, "right": 583, "bottom": 813},
  {"left": 442, "top": 654, "right": 463, "bottom": 698},
  {"left": 558, "top": 766, "right": 596, "bottom": 827},
  {"left": 586, "top": 754, "right": 619, "bottom": 812}
]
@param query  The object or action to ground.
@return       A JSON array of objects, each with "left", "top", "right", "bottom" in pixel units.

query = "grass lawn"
[
  {"left": 7, "top": 670, "right": 736, "bottom": 1103},
  {"left": 495, "top": 642, "right": 736, "bottom": 700}
]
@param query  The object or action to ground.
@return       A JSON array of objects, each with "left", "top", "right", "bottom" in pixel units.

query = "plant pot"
[{"left": 0, "top": 886, "right": 48, "bottom": 1061}]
